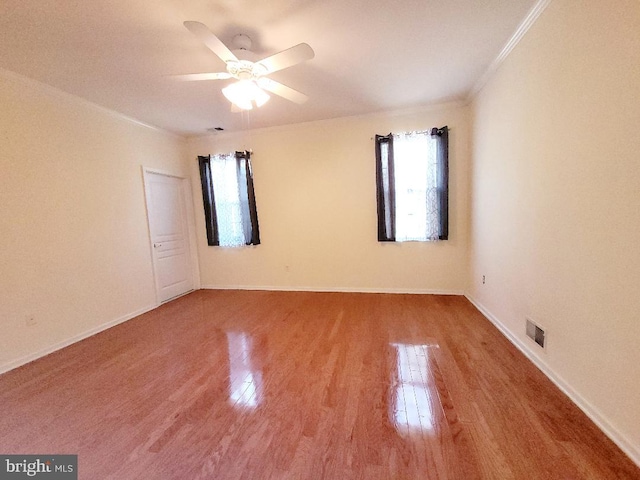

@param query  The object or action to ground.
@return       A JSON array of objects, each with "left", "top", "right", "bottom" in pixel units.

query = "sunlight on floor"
[
  {"left": 391, "top": 343, "right": 436, "bottom": 437},
  {"left": 226, "top": 331, "right": 261, "bottom": 409}
]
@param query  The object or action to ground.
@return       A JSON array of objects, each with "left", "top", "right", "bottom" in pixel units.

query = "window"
[
  {"left": 375, "top": 127, "right": 449, "bottom": 242},
  {"left": 198, "top": 151, "right": 260, "bottom": 247}
]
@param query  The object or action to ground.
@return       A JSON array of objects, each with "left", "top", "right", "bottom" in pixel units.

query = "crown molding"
[
  {"left": 0, "top": 67, "right": 182, "bottom": 139},
  {"left": 467, "top": 0, "right": 552, "bottom": 101},
  {"left": 188, "top": 98, "right": 467, "bottom": 141}
]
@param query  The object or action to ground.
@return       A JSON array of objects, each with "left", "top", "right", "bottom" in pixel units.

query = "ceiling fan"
[{"left": 175, "top": 21, "right": 315, "bottom": 111}]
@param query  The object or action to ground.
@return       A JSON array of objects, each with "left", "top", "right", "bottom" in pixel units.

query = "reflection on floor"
[
  {"left": 0, "top": 290, "right": 638, "bottom": 479},
  {"left": 391, "top": 343, "right": 436, "bottom": 436},
  {"left": 226, "top": 332, "right": 261, "bottom": 409}
]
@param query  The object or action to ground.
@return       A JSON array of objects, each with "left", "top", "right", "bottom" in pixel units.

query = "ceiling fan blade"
[
  {"left": 183, "top": 21, "right": 238, "bottom": 64},
  {"left": 256, "top": 43, "right": 314, "bottom": 74},
  {"left": 257, "top": 78, "right": 308, "bottom": 104},
  {"left": 170, "top": 72, "right": 232, "bottom": 81}
]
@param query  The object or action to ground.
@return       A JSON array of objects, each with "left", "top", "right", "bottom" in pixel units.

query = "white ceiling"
[{"left": 0, "top": 0, "right": 538, "bottom": 136}]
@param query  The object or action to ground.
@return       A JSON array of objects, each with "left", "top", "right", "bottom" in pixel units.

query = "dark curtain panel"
[
  {"left": 236, "top": 153, "right": 251, "bottom": 243},
  {"left": 375, "top": 134, "right": 396, "bottom": 241},
  {"left": 198, "top": 152, "right": 260, "bottom": 247},
  {"left": 198, "top": 155, "right": 219, "bottom": 246},
  {"left": 430, "top": 126, "right": 449, "bottom": 240},
  {"left": 236, "top": 151, "right": 261, "bottom": 245}
]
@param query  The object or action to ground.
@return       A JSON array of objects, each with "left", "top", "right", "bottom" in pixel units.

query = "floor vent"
[{"left": 526, "top": 318, "right": 546, "bottom": 349}]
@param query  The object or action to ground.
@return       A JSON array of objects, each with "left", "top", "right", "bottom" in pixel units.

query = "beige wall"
[
  {"left": 188, "top": 103, "right": 470, "bottom": 293},
  {"left": 468, "top": 0, "right": 640, "bottom": 462},
  {"left": 0, "top": 71, "right": 187, "bottom": 371},
  {"left": 4, "top": 0, "right": 638, "bottom": 464}
]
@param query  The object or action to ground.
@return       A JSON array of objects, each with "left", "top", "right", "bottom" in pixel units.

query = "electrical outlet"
[
  {"left": 482, "top": 275, "right": 485, "bottom": 285},
  {"left": 25, "top": 316, "right": 37, "bottom": 327}
]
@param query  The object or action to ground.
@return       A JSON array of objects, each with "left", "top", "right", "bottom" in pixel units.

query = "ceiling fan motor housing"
[
  {"left": 226, "top": 60, "right": 267, "bottom": 81},
  {"left": 181, "top": 21, "right": 313, "bottom": 106}
]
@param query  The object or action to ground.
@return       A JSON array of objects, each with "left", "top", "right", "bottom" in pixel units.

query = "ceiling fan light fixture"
[
  {"left": 181, "top": 22, "right": 314, "bottom": 109},
  {"left": 222, "top": 80, "right": 270, "bottom": 111}
]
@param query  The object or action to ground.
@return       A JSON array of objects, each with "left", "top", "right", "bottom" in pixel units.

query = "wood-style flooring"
[{"left": 0, "top": 290, "right": 638, "bottom": 479}]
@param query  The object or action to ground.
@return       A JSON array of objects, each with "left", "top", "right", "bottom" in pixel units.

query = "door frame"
[{"left": 142, "top": 167, "right": 200, "bottom": 305}]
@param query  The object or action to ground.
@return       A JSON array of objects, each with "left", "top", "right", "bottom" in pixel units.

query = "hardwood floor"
[{"left": 0, "top": 290, "right": 638, "bottom": 479}]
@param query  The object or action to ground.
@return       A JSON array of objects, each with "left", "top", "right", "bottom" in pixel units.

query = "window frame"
[
  {"left": 375, "top": 127, "right": 449, "bottom": 243},
  {"left": 197, "top": 151, "right": 260, "bottom": 247}
]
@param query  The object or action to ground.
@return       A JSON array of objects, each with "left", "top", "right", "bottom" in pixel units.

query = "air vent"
[{"left": 526, "top": 318, "right": 546, "bottom": 349}]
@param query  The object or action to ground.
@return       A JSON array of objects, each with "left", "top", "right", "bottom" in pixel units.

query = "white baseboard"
[
  {"left": 3, "top": 288, "right": 636, "bottom": 466},
  {"left": 200, "top": 284, "right": 464, "bottom": 295},
  {"left": 0, "top": 303, "right": 158, "bottom": 375},
  {"left": 465, "top": 294, "right": 640, "bottom": 468},
  {"left": 0, "top": 287, "right": 458, "bottom": 375}
]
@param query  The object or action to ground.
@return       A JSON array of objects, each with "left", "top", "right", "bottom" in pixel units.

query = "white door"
[{"left": 143, "top": 171, "right": 194, "bottom": 303}]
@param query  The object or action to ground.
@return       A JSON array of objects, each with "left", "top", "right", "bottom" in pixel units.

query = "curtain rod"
[{"left": 370, "top": 128, "right": 450, "bottom": 140}]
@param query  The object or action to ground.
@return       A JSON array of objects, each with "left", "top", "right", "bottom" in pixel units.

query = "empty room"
[{"left": 1, "top": 0, "right": 639, "bottom": 478}]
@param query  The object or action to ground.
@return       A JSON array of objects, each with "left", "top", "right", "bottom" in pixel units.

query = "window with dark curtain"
[
  {"left": 198, "top": 151, "right": 260, "bottom": 247},
  {"left": 375, "top": 127, "right": 448, "bottom": 242}
]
